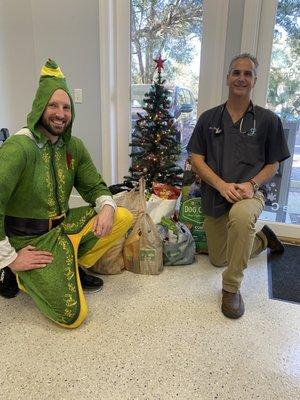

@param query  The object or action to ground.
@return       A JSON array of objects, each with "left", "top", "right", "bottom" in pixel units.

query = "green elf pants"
[{"left": 10, "top": 206, "right": 133, "bottom": 328}]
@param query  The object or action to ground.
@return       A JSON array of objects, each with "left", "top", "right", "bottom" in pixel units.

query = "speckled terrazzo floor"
[{"left": 1, "top": 251, "right": 299, "bottom": 400}]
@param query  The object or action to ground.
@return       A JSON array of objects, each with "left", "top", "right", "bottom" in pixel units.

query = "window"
[
  {"left": 130, "top": 0, "right": 203, "bottom": 168},
  {"left": 260, "top": 0, "right": 300, "bottom": 225}
]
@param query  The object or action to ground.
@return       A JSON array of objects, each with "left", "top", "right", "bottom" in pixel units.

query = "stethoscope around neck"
[{"left": 209, "top": 101, "right": 256, "bottom": 137}]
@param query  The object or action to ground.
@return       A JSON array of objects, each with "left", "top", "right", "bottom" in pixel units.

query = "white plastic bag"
[{"left": 146, "top": 194, "right": 176, "bottom": 224}]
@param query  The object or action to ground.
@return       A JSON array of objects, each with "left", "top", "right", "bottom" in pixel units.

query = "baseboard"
[
  {"left": 256, "top": 220, "right": 300, "bottom": 241},
  {"left": 279, "top": 237, "right": 300, "bottom": 246}
]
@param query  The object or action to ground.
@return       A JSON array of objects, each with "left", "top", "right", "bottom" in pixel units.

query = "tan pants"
[{"left": 203, "top": 191, "right": 267, "bottom": 293}]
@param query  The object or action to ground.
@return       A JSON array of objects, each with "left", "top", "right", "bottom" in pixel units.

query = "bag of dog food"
[{"left": 179, "top": 157, "right": 207, "bottom": 253}]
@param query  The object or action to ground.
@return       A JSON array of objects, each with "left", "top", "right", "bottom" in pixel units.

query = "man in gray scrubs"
[{"left": 188, "top": 53, "right": 290, "bottom": 319}]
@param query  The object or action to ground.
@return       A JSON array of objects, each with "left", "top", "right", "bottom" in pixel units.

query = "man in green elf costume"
[{"left": 0, "top": 59, "right": 133, "bottom": 328}]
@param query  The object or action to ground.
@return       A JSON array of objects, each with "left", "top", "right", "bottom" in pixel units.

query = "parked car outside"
[{"left": 131, "top": 84, "right": 197, "bottom": 147}]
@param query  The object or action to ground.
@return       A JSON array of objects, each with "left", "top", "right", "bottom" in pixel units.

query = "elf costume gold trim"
[{"left": 0, "top": 59, "right": 133, "bottom": 328}]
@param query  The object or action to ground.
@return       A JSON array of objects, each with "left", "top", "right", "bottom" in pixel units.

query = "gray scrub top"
[{"left": 187, "top": 104, "right": 290, "bottom": 218}]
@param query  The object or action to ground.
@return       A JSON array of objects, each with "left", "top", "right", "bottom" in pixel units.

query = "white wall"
[
  {"left": 0, "top": 0, "right": 102, "bottom": 170},
  {"left": 30, "top": 0, "right": 102, "bottom": 169},
  {"left": 0, "top": 0, "right": 36, "bottom": 133}
]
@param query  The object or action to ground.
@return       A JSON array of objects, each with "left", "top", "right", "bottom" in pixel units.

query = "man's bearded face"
[{"left": 40, "top": 89, "right": 72, "bottom": 136}]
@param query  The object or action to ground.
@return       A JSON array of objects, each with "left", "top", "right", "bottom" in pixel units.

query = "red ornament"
[{"left": 154, "top": 55, "right": 166, "bottom": 73}]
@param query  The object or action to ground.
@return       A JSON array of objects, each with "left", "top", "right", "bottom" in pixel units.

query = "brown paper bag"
[
  {"left": 122, "top": 178, "right": 164, "bottom": 275},
  {"left": 90, "top": 184, "right": 143, "bottom": 275},
  {"left": 90, "top": 237, "right": 125, "bottom": 275}
]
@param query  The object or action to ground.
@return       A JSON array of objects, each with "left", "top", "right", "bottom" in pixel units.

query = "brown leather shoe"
[
  {"left": 221, "top": 289, "right": 244, "bottom": 319},
  {"left": 261, "top": 225, "right": 284, "bottom": 254}
]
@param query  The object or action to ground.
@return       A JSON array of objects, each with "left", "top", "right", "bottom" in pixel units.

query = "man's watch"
[{"left": 249, "top": 179, "right": 259, "bottom": 192}]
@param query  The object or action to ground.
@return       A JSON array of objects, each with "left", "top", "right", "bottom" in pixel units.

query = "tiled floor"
[{"left": 1, "top": 251, "right": 299, "bottom": 400}]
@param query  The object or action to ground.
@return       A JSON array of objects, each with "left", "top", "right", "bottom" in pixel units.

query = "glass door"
[{"left": 259, "top": 0, "right": 300, "bottom": 233}]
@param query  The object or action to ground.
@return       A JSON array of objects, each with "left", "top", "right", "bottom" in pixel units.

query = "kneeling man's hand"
[
  {"left": 10, "top": 245, "right": 53, "bottom": 272},
  {"left": 92, "top": 205, "right": 115, "bottom": 238},
  {"left": 236, "top": 182, "right": 255, "bottom": 199},
  {"left": 219, "top": 182, "right": 243, "bottom": 203}
]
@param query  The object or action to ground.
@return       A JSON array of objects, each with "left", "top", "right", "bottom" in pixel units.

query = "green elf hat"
[{"left": 27, "top": 58, "right": 75, "bottom": 144}]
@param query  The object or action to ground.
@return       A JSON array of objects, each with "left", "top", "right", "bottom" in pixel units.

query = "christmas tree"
[{"left": 125, "top": 56, "right": 183, "bottom": 190}]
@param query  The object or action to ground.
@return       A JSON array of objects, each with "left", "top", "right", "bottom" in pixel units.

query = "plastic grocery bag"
[
  {"left": 122, "top": 178, "right": 164, "bottom": 275},
  {"left": 147, "top": 194, "right": 177, "bottom": 224},
  {"left": 157, "top": 217, "right": 195, "bottom": 265},
  {"left": 113, "top": 185, "right": 143, "bottom": 225}
]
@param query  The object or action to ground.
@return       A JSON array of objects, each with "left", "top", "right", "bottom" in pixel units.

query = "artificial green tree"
[{"left": 125, "top": 56, "right": 183, "bottom": 190}]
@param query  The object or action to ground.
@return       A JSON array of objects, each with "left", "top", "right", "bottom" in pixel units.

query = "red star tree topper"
[{"left": 154, "top": 55, "right": 166, "bottom": 73}]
